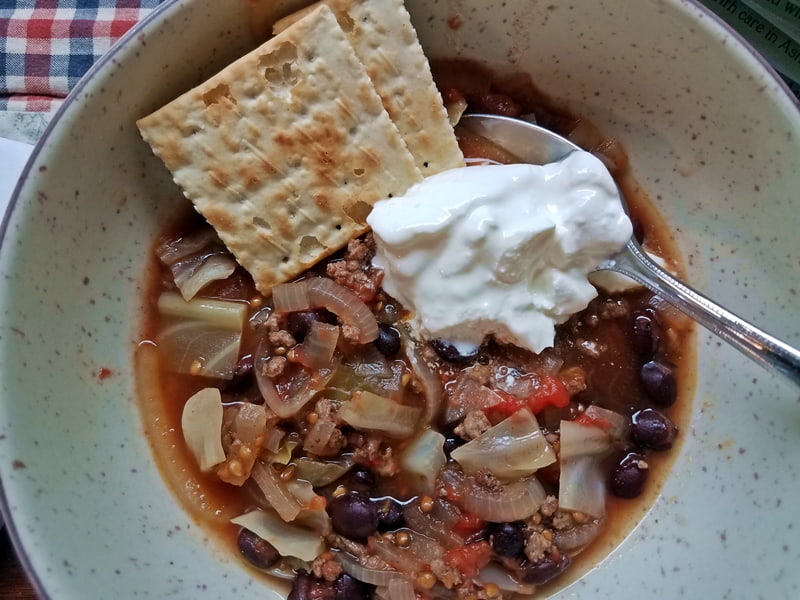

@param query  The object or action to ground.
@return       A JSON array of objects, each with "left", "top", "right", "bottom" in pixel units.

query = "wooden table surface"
[{"left": 1, "top": 527, "right": 37, "bottom": 599}]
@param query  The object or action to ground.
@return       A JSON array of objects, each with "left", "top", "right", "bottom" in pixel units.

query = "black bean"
[
  {"left": 288, "top": 571, "right": 335, "bottom": 600},
  {"left": 288, "top": 571, "right": 313, "bottom": 600},
  {"left": 374, "top": 497, "right": 405, "bottom": 531},
  {"left": 334, "top": 573, "right": 373, "bottom": 600},
  {"left": 346, "top": 428, "right": 366, "bottom": 449},
  {"left": 377, "top": 302, "right": 401, "bottom": 325},
  {"left": 442, "top": 435, "right": 465, "bottom": 458},
  {"left": 640, "top": 360, "right": 677, "bottom": 406},
  {"left": 285, "top": 311, "right": 318, "bottom": 342},
  {"left": 631, "top": 309, "right": 661, "bottom": 360},
  {"left": 234, "top": 353, "right": 254, "bottom": 379},
  {"left": 631, "top": 408, "right": 677, "bottom": 450},
  {"left": 490, "top": 522, "right": 525, "bottom": 558},
  {"left": 609, "top": 452, "right": 649, "bottom": 499},
  {"left": 237, "top": 528, "right": 280, "bottom": 570},
  {"left": 217, "top": 353, "right": 256, "bottom": 394},
  {"left": 519, "top": 554, "right": 571, "bottom": 585},
  {"left": 373, "top": 323, "right": 401, "bottom": 357},
  {"left": 348, "top": 467, "right": 375, "bottom": 492},
  {"left": 286, "top": 310, "right": 336, "bottom": 342},
  {"left": 327, "top": 492, "right": 379, "bottom": 541},
  {"left": 430, "top": 339, "right": 479, "bottom": 364}
]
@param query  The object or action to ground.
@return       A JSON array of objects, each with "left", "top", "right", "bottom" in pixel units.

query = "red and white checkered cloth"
[{"left": 0, "top": 1, "right": 167, "bottom": 113}]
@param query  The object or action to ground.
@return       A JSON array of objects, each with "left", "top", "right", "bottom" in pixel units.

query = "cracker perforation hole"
[
  {"left": 299, "top": 236, "right": 326, "bottom": 262},
  {"left": 259, "top": 42, "right": 298, "bottom": 86},
  {"left": 282, "top": 62, "right": 298, "bottom": 85},
  {"left": 344, "top": 201, "right": 372, "bottom": 224},
  {"left": 264, "top": 67, "right": 283, "bottom": 85},
  {"left": 253, "top": 216, "right": 270, "bottom": 230},
  {"left": 202, "top": 84, "right": 235, "bottom": 107}
]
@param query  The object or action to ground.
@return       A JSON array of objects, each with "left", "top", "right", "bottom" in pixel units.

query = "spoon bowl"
[{"left": 460, "top": 113, "right": 800, "bottom": 387}]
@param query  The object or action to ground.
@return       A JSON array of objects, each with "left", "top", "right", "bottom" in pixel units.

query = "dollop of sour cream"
[{"left": 366, "top": 151, "right": 633, "bottom": 354}]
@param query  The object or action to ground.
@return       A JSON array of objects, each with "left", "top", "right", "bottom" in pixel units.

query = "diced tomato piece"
[
  {"left": 526, "top": 375, "right": 571, "bottom": 414},
  {"left": 488, "top": 375, "right": 570, "bottom": 420},
  {"left": 487, "top": 390, "right": 526, "bottom": 419},
  {"left": 452, "top": 513, "right": 486, "bottom": 538},
  {"left": 444, "top": 541, "right": 492, "bottom": 579}
]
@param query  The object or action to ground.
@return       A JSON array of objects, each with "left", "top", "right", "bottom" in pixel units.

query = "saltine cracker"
[
  {"left": 137, "top": 5, "right": 422, "bottom": 295},
  {"left": 274, "top": 0, "right": 464, "bottom": 175}
]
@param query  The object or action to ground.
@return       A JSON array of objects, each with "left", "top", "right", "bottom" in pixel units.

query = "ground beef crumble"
[
  {"left": 465, "top": 363, "right": 492, "bottom": 385},
  {"left": 524, "top": 528, "right": 555, "bottom": 563},
  {"left": 325, "top": 534, "right": 367, "bottom": 559},
  {"left": 265, "top": 313, "right": 296, "bottom": 348},
  {"left": 473, "top": 469, "right": 503, "bottom": 492},
  {"left": 263, "top": 355, "right": 287, "bottom": 378},
  {"left": 454, "top": 409, "right": 492, "bottom": 440},
  {"left": 456, "top": 583, "right": 505, "bottom": 600},
  {"left": 304, "top": 398, "right": 346, "bottom": 457},
  {"left": 597, "top": 298, "right": 629, "bottom": 320},
  {"left": 340, "top": 323, "right": 362, "bottom": 344},
  {"left": 311, "top": 553, "right": 343, "bottom": 582},
  {"left": 559, "top": 366, "right": 587, "bottom": 395},
  {"left": 313, "top": 398, "right": 340, "bottom": 423},
  {"left": 326, "top": 236, "right": 382, "bottom": 303},
  {"left": 539, "top": 495, "right": 559, "bottom": 518},
  {"left": 551, "top": 510, "right": 575, "bottom": 530},
  {"left": 352, "top": 433, "right": 398, "bottom": 477},
  {"left": 431, "top": 557, "right": 463, "bottom": 588}
]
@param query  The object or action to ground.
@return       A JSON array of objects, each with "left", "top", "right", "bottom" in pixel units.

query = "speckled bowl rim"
[
  {"left": 0, "top": 0, "right": 798, "bottom": 597},
  {"left": 0, "top": 2, "right": 180, "bottom": 595}
]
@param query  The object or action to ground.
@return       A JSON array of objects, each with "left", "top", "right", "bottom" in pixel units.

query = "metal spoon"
[{"left": 460, "top": 113, "right": 800, "bottom": 387}]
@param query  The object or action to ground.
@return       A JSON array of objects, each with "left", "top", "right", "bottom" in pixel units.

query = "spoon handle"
[{"left": 608, "top": 240, "right": 800, "bottom": 387}]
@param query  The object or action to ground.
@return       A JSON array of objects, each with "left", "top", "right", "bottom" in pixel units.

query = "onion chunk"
[
  {"left": 461, "top": 476, "right": 546, "bottom": 522},
  {"left": 250, "top": 460, "right": 307, "bottom": 522},
  {"left": 181, "top": 387, "right": 226, "bottom": 472},
  {"left": 558, "top": 415, "right": 625, "bottom": 518},
  {"left": 217, "top": 403, "right": 267, "bottom": 486},
  {"left": 157, "top": 292, "right": 246, "bottom": 380},
  {"left": 340, "top": 390, "right": 422, "bottom": 439},
  {"left": 294, "top": 321, "right": 340, "bottom": 369},
  {"left": 231, "top": 508, "right": 324, "bottom": 561},
  {"left": 156, "top": 229, "right": 236, "bottom": 301},
  {"left": 337, "top": 551, "right": 403, "bottom": 586},
  {"left": 451, "top": 408, "right": 555, "bottom": 481},
  {"left": 254, "top": 334, "right": 338, "bottom": 418},
  {"left": 272, "top": 281, "right": 311, "bottom": 313},
  {"left": 400, "top": 428, "right": 446, "bottom": 494},
  {"left": 305, "top": 277, "right": 379, "bottom": 343}
]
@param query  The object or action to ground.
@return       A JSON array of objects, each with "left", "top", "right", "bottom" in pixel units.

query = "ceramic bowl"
[{"left": 1, "top": 0, "right": 798, "bottom": 598}]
